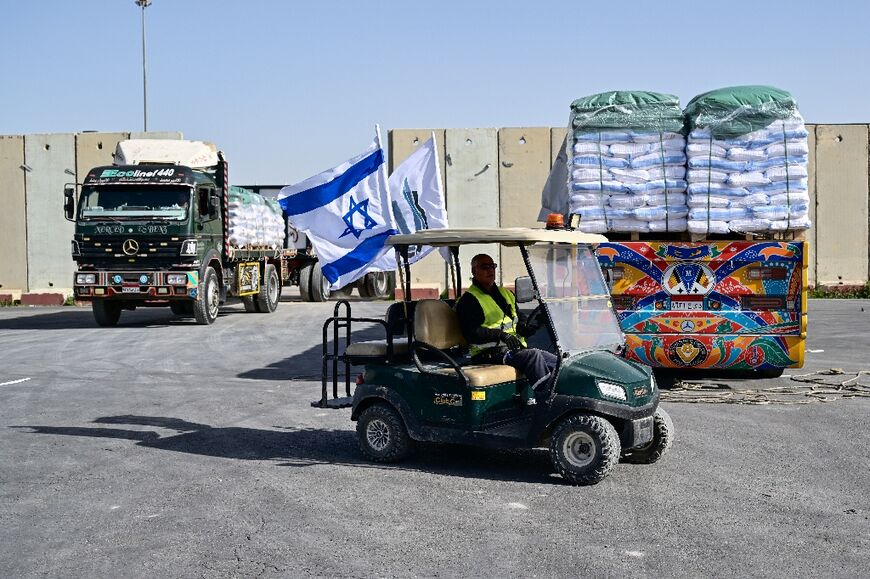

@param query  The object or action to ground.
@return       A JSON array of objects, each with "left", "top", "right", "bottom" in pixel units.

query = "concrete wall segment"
[
  {"left": 806, "top": 125, "right": 816, "bottom": 286},
  {"left": 814, "top": 124, "right": 869, "bottom": 285},
  {"left": 0, "top": 136, "right": 28, "bottom": 294},
  {"left": 24, "top": 133, "right": 76, "bottom": 294}
]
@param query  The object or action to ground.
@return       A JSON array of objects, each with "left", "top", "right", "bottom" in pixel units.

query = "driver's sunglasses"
[{"left": 478, "top": 263, "right": 498, "bottom": 270}]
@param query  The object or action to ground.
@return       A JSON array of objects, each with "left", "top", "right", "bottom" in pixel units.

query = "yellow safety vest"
[{"left": 464, "top": 284, "right": 526, "bottom": 357}]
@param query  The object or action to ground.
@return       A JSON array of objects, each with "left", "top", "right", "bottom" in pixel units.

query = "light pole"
[{"left": 135, "top": 0, "right": 152, "bottom": 132}]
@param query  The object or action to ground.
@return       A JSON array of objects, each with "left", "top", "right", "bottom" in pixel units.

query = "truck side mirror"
[
  {"left": 63, "top": 185, "right": 76, "bottom": 221},
  {"left": 514, "top": 276, "right": 535, "bottom": 303}
]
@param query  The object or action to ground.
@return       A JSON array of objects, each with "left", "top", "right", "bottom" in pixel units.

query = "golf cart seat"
[
  {"left": 345, "top": 338, "right": 409, "bottom": 359},
  {"left": 414, "top": 299, "right": 520, "bottom": 387}
]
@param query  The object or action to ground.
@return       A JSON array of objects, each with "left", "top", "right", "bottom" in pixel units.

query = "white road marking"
[
  {"left": 507, "top": 502, "right": 528, "bottom": 510},
  {"left": 807, "top": 349, "right": 825, "bottom": 353},
  {"left": 0, "top": 377, "right": 31, "bottom": 387},
  {"left": 625, "top": 551, "right": 644, "bottom": 558}
]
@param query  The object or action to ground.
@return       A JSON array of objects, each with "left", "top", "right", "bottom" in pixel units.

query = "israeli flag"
[
  {"left": 278, "top": 129, "right": 397, "bottom": 290},
  {"left": 387, "top": 134, "right": 448, "bottom": 263}
]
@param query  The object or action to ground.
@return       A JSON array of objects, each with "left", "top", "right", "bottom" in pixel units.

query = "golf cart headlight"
[
  {"left": 180, "top": 239, "right": 198, "bottom": 256},
  {"left": 166, "top": 273, "right": 187, "bottom": 285},
  {"left": 71, "top": 240, "right": 81, "bottom": 257},
  {"left": 597, "top": 381, "right": 627, "bottom": 401},
  {"left": 76, "top": 273, "right": 96, "bottom": 285}
]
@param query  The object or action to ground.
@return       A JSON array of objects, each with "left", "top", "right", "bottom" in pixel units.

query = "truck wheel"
[
  {"left": 550, "top": 414, "right": 621, "bottom": 485},
  {"left": 254, "top": 264, "right": 281, "bottom": 313},
  {"left": 331, "top": 285, "right": 354, "bottom": 299},
  {"left": 241, "top": 296, "right": 258, "bottom": 312},
  {"left": 170, "top": 301, "right": 194, "bottom": 317},
  {"left": 622, "top": 407, "right": 674, "bottom": 465},
  {"left": 358, "top": 271, "right": 394, "bottom": 299},
  {"left": 92, "top": 300, "right": 121, "bottom": 327},
  {"left": 308, "top": 262, "right": 331, "bottom": 302},
  {"left": 298, "top": 264, "right": 313, "bottom": 302},
  {"left": 356, "top": 403, "right": 414, "bottom": 462},
  {"left": 193, "top": 266, "right": 219, "bottom": 325}
]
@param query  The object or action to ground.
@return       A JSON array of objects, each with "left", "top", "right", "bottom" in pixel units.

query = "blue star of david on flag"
[{"left": 340, "top": 196, "right": 378, "bottom": 239}]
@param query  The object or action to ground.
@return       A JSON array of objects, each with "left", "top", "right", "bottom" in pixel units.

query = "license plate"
[
  {"left": 671, "top": 299, "right": 704, "bottom": 310},
  {"left": 122, "top": 286, "right": 140, "bottom": 293}
]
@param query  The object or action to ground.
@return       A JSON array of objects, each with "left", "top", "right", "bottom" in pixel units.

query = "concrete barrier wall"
[
  {"left": 24, "top": 133, "right": 76, "bottom": 294},
  {"left": 0, "top": 136, "right": 28, "bottom": 298}
]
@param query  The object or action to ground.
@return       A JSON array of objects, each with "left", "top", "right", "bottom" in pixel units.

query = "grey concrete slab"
[
  {"left": 806, "top": 124, "right": 816, "bottom": 287},
  {"left": 0, "top": 135, "right": 28, "bottom": 295},
  {"left": 24, "top": 133, "right": 76, "bottom": 294},
  {"left": 0, "top": 297, "right": 868, "bottom": 578},
  {"left": 815, "top": 125, "right": 869, "bottom": 285},
  {"left": 75, "top": 132, "right": 129, "bottom": 180}
]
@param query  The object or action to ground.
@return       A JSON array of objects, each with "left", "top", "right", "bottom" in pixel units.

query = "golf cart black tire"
[
  {"left": 550, "top": 414, "right": 621, "bottom": 486},
  {"left": 622, "top": 407, "right": 674, "bottom": 465},
  {"left": 170, "top": 301, "right": 194, "bottom": 317},
  {"left": 194, "top": 266, "right": 219, "bottom": 325},
  {"left": 298, "top": 264, "right": 313, "bottom": 302},
  {"left": 308, "top": 262, "right": 331, "bottom": 302},
  {"left": 358, "top": 271, "right": 394, "bottom": 299},
  {"left": 241, "top": 296, "right": 259, "bottom": 312},
  {"left": 356, "top": 403, "right": 414, "bottom": 463},
  {"left": 254, "top": 264, "right": 281, "bottom": 313},
  {"left": 92, "top": 300, "right": 122, "bottom": 327}
]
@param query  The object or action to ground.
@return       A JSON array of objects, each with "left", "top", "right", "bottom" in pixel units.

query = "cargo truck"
[{"left": 65, "top": 139, "right": 288, "bottom": 326}]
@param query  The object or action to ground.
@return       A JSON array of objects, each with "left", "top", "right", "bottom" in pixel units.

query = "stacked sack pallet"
[
  {"left": 569, "top": 91, "right": 689, "bottom": 233},
  {"left": 683, "top": 86, "right": 811, "bottom": 234},
  {"left": 227, "top": 187, "right": 285, "bottom": 249}
]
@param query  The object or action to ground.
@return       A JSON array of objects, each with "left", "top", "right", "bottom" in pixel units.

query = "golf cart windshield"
[{"left": 527, "top": 243, "right": 624, "bottom": 354}]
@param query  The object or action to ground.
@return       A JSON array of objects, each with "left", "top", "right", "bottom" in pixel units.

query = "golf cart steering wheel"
[{"left": 524, "top": 302, "right": 547, "bottom": 335}]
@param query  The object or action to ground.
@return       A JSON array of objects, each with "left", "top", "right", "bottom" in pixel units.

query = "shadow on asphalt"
[
  {"left": 653, "top": 367, "right": 785, "bottom": 388},
  {"left": 0, "top": 306, "right": 255, "bottom": 330},
  {"left": 238, "top": 326, "right": 387, "bottom": 381},
  {"left": 11, "top": 414, "right": 565, "bottom": 485}
]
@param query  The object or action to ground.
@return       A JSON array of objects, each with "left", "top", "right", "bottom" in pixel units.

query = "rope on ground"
[{"left": 660, "top": 368, "right": 870, "bottom": 405}]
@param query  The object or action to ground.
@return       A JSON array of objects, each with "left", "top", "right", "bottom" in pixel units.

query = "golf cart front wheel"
[
  {"left": 356, "top": 403, "right": 413, "bottom": 462},
  {"left": 550, "top": 414, "right": 621, "bottom": 486},
  {"left": 622, "top": 407, "right": 674, "bottom": 464}
]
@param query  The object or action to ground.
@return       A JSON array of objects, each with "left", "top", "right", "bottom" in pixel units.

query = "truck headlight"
[
  {"left": 166, "top": 273, "right": 188, "bottom": 285},
  {"left": 76, "top": 273, "right": 96, "bottom": 284},
  {"left": 71, "top": 240, "right": 81, "bottom": 257},
  {"left": 180, "top": 240, "right": 198, "bottom": 256},
  {"left": 597, "top": 381, "right": 627, "bottom": 401}
]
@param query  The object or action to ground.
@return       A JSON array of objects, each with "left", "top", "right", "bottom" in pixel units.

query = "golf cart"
[{"left": 316, "top": 227, "right": 673, "bottom": 485}]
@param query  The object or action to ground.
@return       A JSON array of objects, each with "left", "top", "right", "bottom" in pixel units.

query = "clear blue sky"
[{"left": 2, "top": 0, "right": 868, "bottom": 184}]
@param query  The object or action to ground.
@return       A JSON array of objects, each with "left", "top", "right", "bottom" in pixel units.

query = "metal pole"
[{"left": 135, "top": 0, "right": 152, "bottom": 132}]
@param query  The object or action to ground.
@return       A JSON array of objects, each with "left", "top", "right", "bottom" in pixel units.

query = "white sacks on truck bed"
[
  {"left": 569, "top": 91, "right": 688, "bottom": 233},
  {"left": 227, "top": 187, "right": 285, "bottom": 249},
  {"left": 684, "top": 86, "right": 811, "bottom": 234}
]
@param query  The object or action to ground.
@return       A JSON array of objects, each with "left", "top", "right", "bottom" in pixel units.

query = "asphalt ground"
[{"left": 0, "top": 297, "right": 868, "bottom": 578}]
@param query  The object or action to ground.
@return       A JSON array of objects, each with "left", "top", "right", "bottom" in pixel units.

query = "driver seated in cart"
[{"left": 455, "top": 253, "right": 557, "bottom": 402}]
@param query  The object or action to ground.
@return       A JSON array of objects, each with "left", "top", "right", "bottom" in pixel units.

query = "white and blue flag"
[
  {"left": 387, "top": 133, "right": 448, "bottom": 263},
  {"left": 278, "top": 129, "right": 396, "bottom": 290}
]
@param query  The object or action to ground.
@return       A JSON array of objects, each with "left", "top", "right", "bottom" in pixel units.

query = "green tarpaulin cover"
[
  {"left": 683, "top": 85, "right": 800, "bottom": 138},
  {"left": 570, "top": 90, "right": 685, "bottom": 134}
]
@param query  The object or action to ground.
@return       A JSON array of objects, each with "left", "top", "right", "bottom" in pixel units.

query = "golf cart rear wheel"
[
  {"left": 550, "top": 414, "right": 621, "bottom": 486},
  {"left": 356, "top": 403, "right": 413, "bottom": 462},
  {"left": 622, "top": 407, "right": 674, "bottom": 465}
]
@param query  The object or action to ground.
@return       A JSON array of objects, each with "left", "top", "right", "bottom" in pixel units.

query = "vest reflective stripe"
[{"left": 465, "top": 284, "right": 526, "bottom": 357}]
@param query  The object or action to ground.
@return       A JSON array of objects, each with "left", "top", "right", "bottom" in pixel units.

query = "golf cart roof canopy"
[{"left": 386, "top": 227, "right": 607, "bottom": 247}]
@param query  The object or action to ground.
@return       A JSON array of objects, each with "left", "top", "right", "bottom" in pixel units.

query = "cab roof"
[{"left": 385, "top": 227, "right": 607, "bottom": 247}]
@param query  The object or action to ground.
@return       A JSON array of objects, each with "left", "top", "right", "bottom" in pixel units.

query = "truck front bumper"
[{"left": 73, "top": 270, "right": 199, "bottom": 301}]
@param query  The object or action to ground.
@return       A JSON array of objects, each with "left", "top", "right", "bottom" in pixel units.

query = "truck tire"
[
  {"left": 356, "top": 403, "right": 414, "bottom": 462},
  {"left": 358, "top": 271, "right": 394, "bottom": 299},
  {"left": 550, "top": 414, "right": 621, "bottom": 486},
  {"left": 194, "top": 266, "right": 220, "bottom": 325},
  {"left": 170, "top": 301, "right": 194, "bottom": 317},
  {"left": 299, "top": 264, "right": 313, "bottom": 302},
  {"left": 254, "top": 264, "right": 281, "bottom": 313},
  {"left": 308, "top": 262, "right": 331, "bottom": 302},
  {"left": 622, "top": 407, "right": 674, "bottom": 465},
  {"left": 92, "top": 300, "right": 121, "bottom": 327},
  {"left": 241, "top": 296, "right": 258, "bottom": 312}
]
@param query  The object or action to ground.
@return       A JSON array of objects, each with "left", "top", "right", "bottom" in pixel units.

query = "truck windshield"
[
  {"left": 527, "top": 243, "right": 624, "bottom": 354},
  {"left": 78, "top": 185, "right": 190, "bottom": 221}
]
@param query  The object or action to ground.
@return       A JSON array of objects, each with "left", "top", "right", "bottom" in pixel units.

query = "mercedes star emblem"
[{"left": 122, "top": 239, "right": 140, "bottom": 255}]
